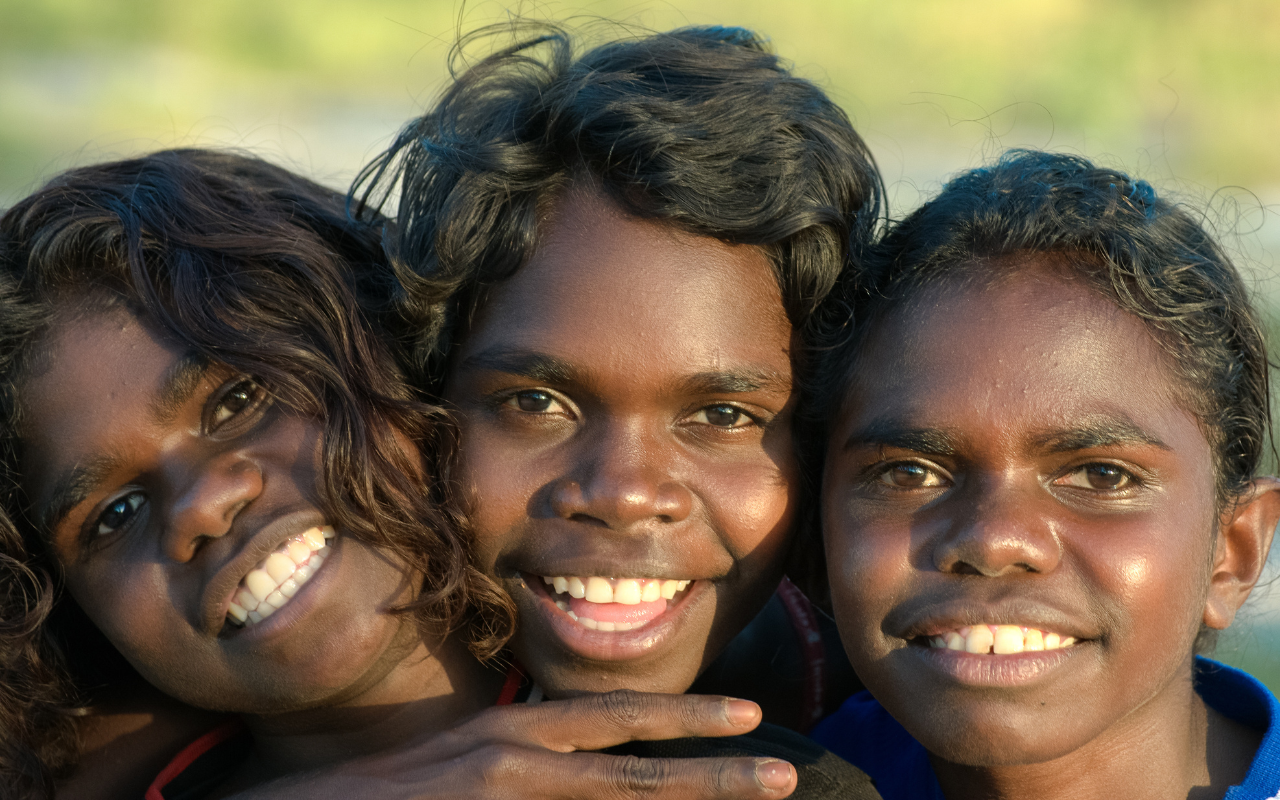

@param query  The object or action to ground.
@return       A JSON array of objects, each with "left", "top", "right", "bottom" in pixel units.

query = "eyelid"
[
  {"left": 203, "top": 375, "right": 270, "bottom": 436},
  {"left": 495, "top": 387, "right": 579, "bottom": 418}
]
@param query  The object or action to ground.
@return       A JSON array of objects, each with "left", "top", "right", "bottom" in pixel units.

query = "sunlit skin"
[
  {"left": 823, "top": 258, "right": 1280, "bottom": 799},
  {"left": 21, "top": 308, "right": 498, "bottom": 784},
  {"left": 445, "top": 183, "right": 799, "bottom": 697}
]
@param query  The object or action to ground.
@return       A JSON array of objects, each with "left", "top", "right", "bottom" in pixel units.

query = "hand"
[{"left": 228, "top": 691, "right": 797, "bottom": 799}]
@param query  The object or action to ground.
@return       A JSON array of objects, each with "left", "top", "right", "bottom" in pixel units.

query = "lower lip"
[
  {"left": 521, "top": 575, "right": 705, "bottom": 662},
  {"left": 907, "top": 640, "right": 1082, "bottom": 688},
  {"left": 222, "top": 540, "right": 339, "bottom": 643}
]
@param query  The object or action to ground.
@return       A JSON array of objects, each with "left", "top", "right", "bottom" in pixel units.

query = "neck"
[
  {"left": 232, "top": 628, "right": 503, "bottom": 783},
  {"left": 931, "top": 668, "right": 1259, "bottom": 800}
]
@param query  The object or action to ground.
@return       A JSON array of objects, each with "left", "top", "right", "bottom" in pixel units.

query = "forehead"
[
  {"left": 460, "top": 186, "right": 792, "bottom": 378},
  {"left": 840, "top": 262, "right": 1198, "bottom": 444}
]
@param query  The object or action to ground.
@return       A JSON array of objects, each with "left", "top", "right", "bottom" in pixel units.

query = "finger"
[
  {"left": 476, "top": 749, "right": 797, "bottom": 800},
  {"left": 474, "top": 691, "right": 763, "bottom": 752}
]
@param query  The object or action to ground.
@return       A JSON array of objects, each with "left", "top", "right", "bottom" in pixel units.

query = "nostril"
[{"left": 567, "top": 513, "right": 608, "bottom": 527}]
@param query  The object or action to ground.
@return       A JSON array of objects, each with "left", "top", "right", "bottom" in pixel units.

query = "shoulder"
[
  {"left": 605, "top": 722, "right": 882, "bottom": 800},
  {"left": 1196, "top": 657, "right": 1280, "bottom": 798}
]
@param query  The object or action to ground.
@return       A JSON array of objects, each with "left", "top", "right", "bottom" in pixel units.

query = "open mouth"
[
  {"left": 225, "top": 526, "right": 334, "bottom": 627},
  {"left": 917, "top": 625, "right": 1077, "bottom": 655},
  {"left": 531, "top": 574, "right": 693, "bottom": 632}
]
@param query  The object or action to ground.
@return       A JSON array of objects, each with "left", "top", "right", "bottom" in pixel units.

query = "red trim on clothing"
[
  {"left": 144, "top": 718, "right": 247, "bottom": 800},
  {"left": 495, "top": 662, "right": 527, "bottom": 706},
  {"left": 776, "top": 576, "right": 826, "bottom": 732}
]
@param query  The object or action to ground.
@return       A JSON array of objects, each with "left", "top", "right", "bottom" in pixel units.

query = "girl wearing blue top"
[{"left": 810, "top": 150, "right": 1280, "bottom": 799}]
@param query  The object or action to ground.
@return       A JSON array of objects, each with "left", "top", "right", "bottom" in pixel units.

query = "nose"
[
  {"left": 932, "top": 475, "right": 1061, "bottom": 577},
  {"left": 549, "top": 421, "right": 693, "bottom": 529},
  {"left": 162, "top": 448, "right": 264, "bottom": 562}
]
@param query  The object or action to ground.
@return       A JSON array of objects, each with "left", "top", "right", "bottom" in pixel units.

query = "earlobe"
[{"left": 1204, "top": 476, "right": 1280, "bottom": 630}]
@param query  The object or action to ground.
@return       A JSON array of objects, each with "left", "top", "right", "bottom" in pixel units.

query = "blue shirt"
[{"left": 811, "top": 657, "right": 1280, "bottom": 800}]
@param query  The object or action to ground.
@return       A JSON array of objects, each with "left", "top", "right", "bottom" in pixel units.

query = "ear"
[{"left": 1204, "top": 477, "right": 1280, "bottom": 630}]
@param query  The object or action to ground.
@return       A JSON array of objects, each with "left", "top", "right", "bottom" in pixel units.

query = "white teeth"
[
  {"left": 641, "top": 580, "right": 661, "bottom": 603},
  {"left": 554, "top": 600, "right": 569, "bottom": 612},
  {"left": 542, "top": 575, "right": 554, "bottom": 585},
  {"left": 661, "top": 580, "right": 679, "bottom": 599},
  {"left": 225, "top": 527, "right": 334, "bottom": 627},
  {"left": 584, "top": 577, "right": 614, "bottom": 603},
  {"left": 613, "top": 579, "right": 642, "bottom": 605},
  {"left": 567, "top": 577, "right": 586, "bottom": 599},
  {"left": 264, "top": 553, "right": 296, "bottom": 583},
  {"left": 596, "top": 620, "right": 616, "bottom": 632},
  {"left": 927, "top": 625, "right": 1079, "bottom": 654},
  {"left": 246, "top": 570, "right": 277, "bottom": 603},
  {"left": 553, "top": 576, "right": 569, "bottom": 594},
  {"left": 566, "top": 609, "right": 579, "bottom": 621}
]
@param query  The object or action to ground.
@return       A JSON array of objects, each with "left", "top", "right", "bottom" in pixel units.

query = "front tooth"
[
  {"left": 246, "top": 570, "right": 277, "bottom": 602},
  {"left": 236, "top": 589, "right": 260, "bottom": 611},
  {"left": 613, "top": 579, "right": 642, "bottom": 605},
  {"left": 302, "top": 528, "right": 326, "bottom": 550},
  {"left": 567, "top": 577, "right": 586, "bottom": 599},
  {"left": 279, "top": 578, "right": 300, "bottom": 598},
  {"left": 584, "top": 577, "right": 614, "bottom": 603},
  {"left": 945, "top": 632, "right": 965, "bottom": 650},
  {"left": 264, "top": 553, "right": 296, "bottom": 583},
  {"left": 286, "top": 540, "right": 313, "bottom": 565},
  {"left": 993, "top": 625, "right": 1025, "bottom": 655},
  {"left": 966, "top": 625, "right": 995, "bottom": 654},
  {"left": 597, "top": 620, "right": 616, "bottom": 631},
  {"left": 553, "top": 576, "right": 569, "bottom": 595},
  {"left": 264, "top": 590, "right": 288, "bottom": 610},
  {"left": 321, "top": 525, "right": 336, "bottom": 538},
  {"left": 227, "top": 602, "right": 248, "bottom": 623},
  {"left": 660, "top": 580, "right": 679, "bottom": 599},
  {"left": 578, "top": 616, "right": 599, "bottom": 630},
  {"left": 1043, "top": 632, "right": 1061, "bottom": 649},
  {"left": 1024, "top": 629, "right": 1045, "bottom": 651},
  {"left": 641, "top": 580, "right": 661, "bottom": 602}
]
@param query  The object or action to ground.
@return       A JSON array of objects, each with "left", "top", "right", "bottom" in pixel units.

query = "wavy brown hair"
[{"left": 0, "top": 149, "right": 515, "bottom": 798}]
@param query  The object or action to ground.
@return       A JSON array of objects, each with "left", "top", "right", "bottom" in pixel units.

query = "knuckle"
[
  {"left": 597, "top": 689, "right": 647, "bottom": 727},
  {"left": 474, "top": 743, "right": 525, "bottom": 786},
  {"left": 609, "top": 754, "right": 666, "bottom": 797}
]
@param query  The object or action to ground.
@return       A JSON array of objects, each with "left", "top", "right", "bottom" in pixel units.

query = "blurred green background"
[{"left": 3, "top": 0, "right": 1280, "bottom": 690}]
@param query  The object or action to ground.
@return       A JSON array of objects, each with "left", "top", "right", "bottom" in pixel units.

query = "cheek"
[
  {"left": 65, "top": 562, "right": 180, "bottom": 673},
  {"left": 823, "top": 491, "right": 910, "bottom": 644},
  {"left": 455, "top": 429, "right": 544, "bottom": 570}
]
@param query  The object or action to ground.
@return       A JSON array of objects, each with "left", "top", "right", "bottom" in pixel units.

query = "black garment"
[{"left": 606, "top": 722, "right": 882, "bottom": 800}]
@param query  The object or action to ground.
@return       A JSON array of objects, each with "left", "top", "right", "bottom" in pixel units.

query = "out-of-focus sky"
[{"left": 4, "top": 0, "right": 1280, "bottom": 684}]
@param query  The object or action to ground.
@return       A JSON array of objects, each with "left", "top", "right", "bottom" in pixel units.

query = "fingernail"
[
  {"left": 725, "top": 698, "right": 759, "bottom": 726},
  {"left": 754, "top": 760, "right": 793, "bottom": 791}
]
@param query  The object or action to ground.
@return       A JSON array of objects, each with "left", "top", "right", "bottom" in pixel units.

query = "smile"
[
  {"left": 924, "top": 625, "right": 1077, "bottom": 655},
  {"left": 536, "top": 574, "right": 692, "bottom": 632},
  {"left": 226, "top": 526, "right": 335, "bottom": 626}
]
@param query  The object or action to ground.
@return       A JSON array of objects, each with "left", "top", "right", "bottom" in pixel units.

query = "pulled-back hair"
[
  {"left": 812, "top": 149, "right": 1272, "bottom": 507},
  {"left": 0, "top": 149, "right": 514, "bottom": 798},
  {"left": 352, "top": 22, "right": 883, "bottom": 390}
]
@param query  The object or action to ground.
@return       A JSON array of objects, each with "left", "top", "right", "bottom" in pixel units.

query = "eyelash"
[
  {"left": 494, "top": 390, "right": 762, "bottom": 431},
  {"left": 205, "top": 376, "right": 269, "bottom": 435},
  {"left": 862, "top": 459, "right": 1145, "bottom": 496},
  {"left": 91, "top": 490, "right": 147, "bottom": 540}
]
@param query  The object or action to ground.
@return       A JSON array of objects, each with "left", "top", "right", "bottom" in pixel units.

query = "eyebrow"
[
  {"left": 843, "top": 419, "right": 962, "bottom": 455},
  {"left": 36, "top": 350, "right": 209, "bottom": 535},
  {"left": 458, "top": 347, "right": 790, "bottom": 396},
  {"left": 1031, "top": 417, "right": 1170, "bottom": 453},
  {"left": 148, "top": 352, "right": 211, "bottom": 425}
]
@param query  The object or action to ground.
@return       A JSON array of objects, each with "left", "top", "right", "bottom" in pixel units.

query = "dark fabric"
[
  {"left": 605, "top": 722, "right": 882, "bottom": 800},
  {"left": 153, "top": 729, "right": 252, "bottom": 800}
]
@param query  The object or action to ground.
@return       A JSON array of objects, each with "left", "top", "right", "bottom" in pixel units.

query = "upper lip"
[
  {"left": 889, "top": 597, "right": 1098, "bottom": 643},
  {"left": 200, "top": 509, "right": 328, "bottom": 635}
]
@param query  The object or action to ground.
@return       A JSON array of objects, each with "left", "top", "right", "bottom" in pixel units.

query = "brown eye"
[
  {"left": 211, "top": 378, "right": 263, "bottom": 429},
  {"left": 1061, "top": 463, "right": 1133, "bottom": 491},
  {"left": 512, "top": 391, "right": 554, "bottom": 412},
  {"left": 95, "top": 492, "right": 146, "bottom": 537},
  {"left": 878, "top": 463, "right": 945, "bottom": 489},
  {"left": 693, "top": 404, "right": 751, "bottom": 428}
]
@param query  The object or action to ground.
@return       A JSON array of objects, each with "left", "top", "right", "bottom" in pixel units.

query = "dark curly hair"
[
  {"left": 811, "top": 149, "right": 1272, "bottom": 510},
  {"left": 0, "top": 149, "right": 515, "bottom": 799},
  {"left": 351, "top": 21, "right": 883, "bottom": 391}
]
